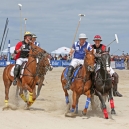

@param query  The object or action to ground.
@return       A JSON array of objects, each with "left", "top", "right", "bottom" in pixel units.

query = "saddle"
[
  {"left": 64, "top": 65, "right": 82, "bottom": 82},
  {"left": 10, "top": 61, "right": 27, "bottom": 78}
]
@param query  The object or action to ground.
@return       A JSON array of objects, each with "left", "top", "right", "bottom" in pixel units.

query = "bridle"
[
  {"left": 84, "top": 52, "right": 95, "bottom": 72},
  {"left": 22, "top": 45, "right": 51, "bottom": 78}
]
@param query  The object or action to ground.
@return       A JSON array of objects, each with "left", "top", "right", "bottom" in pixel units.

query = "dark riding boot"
[
  {"left": 13, "top": 64, "right": 20, "bottom": 86},
  {"left": 64, "top": 66, "right": 74, "bottom": 90},
  {"left": 112, "top": 72, "right": 122, "bottom": 97}
]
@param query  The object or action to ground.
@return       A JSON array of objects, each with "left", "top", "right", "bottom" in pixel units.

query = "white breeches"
[
  {"left": 16, "top": 58, "right": 28, "bottom": 65},
  {"left": 70, "top": 58, "right": 115, "bottom": 76},
  {"left": 70, "top": 58, "right": 84, "bottom": 68}
]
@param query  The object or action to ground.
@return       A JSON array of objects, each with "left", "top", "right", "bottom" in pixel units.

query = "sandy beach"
[{"left": 0, "top": 67, "right": 129, "bottom": 129}]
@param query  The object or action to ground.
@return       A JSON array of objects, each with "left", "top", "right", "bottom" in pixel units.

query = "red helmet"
[{"left": 93, "top": 35, "right": 102, "bottom": 41}]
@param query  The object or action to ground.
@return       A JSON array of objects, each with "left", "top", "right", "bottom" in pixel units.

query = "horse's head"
[
  {"left": 40, "top": 54, "right": 53, "bottom": 71},
  {"left": 29, "top": 42, "right": 53, "bottom": 71},
  {"left": 100, "top": 48, "right": 111, "bottom": 73},
  {"left": 84, "top": 49, "right": 95, "bottom": 72}
]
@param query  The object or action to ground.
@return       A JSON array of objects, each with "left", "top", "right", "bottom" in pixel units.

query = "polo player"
[
  {"left": 64, "top": 33, "right": 92, "bottom": 90},
  {"left": 13, "top": 31, "right": 33, "bottom": 85},
  {"left": 92, "top": 35, "right": 122, "bottom": 97}
]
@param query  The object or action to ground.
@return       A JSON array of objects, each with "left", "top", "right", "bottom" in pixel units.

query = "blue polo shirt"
[{"left": 72, "top": 41, "right": 92, "bottom": 59}]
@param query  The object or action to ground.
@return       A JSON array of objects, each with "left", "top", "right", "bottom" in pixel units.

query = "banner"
[
  {"left": 62, "top": 60, "right": 71, "bottom": 67},
  {"left": 0, "top": 60, "right": 126, "bottom": 70},
  {"left": 115, "top": 60, "right": 125, "bottom": 69},
  {"left": 51, "top": 60, "right": 62, "bottom": 67}
]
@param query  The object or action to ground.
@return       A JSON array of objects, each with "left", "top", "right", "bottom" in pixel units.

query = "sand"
[{"left": 0, "top": 67, "right": 129, "bottom": 129}]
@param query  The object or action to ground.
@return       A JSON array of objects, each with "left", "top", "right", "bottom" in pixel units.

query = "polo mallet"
[
  {"left": 107, "top": 34, "right": 119, "bottom": 47},
  {"left": 72, "top": 14, "right": 85, "bottom": 45}
]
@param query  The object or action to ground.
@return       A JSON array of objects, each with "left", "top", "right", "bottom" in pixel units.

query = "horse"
[
  {"left": 61, "top": 49, "right": 95, "bottom": 117},
  {"left": 91, "top": 48, "right": 116, "bottom": 119},
  {"left": 15, "top": 56, "right": 53, "bottom": 99},
  {"left": 3, "top": 42, "right": 51, "bottom": 110}
]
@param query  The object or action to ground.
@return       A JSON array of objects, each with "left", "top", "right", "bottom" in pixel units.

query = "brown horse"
[
  {"left": 3, "top": 42, "right": 51, "bottom": 109},
  {"left": 61, "top": 49, "right": 95, "bottom": 117},
  {"left": 15, "top": 56, "right": 53, "bottom": 99}
]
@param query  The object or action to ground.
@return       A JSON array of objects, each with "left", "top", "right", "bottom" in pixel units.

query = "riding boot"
[
  {"left": 112, "top": 72, "right": 122, "bottom": 97},
  {"left": 13, "top": 64, "right": 20, "bottom": 86},
  {"left": 64, "top": 66, "right": 74, "bottom": 90}
]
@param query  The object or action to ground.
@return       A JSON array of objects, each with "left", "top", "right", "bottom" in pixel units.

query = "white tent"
[
  {"left": 2, "top": 46, "right": 15, "bottom": 53},
  {"left": 51, "top": 47, "right": 70, "bottom": 55}
]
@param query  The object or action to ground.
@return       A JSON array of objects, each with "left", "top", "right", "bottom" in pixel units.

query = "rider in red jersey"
[{"left": 92, "top": 35, "right": 122, "bottom": 97}]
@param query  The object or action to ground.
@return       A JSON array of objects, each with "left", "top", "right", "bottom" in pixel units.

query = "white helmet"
[{"left": 79, "top": 33, "right": 88, "bottom": 39}]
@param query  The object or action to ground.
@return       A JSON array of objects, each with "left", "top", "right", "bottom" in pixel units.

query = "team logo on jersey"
[
  {"left": 76, "top": 47, "right": 79, "bottom": 51},
  {"left": 22, "top": 45, "right": 25, "bottom": 49}
]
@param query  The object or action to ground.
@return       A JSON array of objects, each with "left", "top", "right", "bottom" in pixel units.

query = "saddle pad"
[
  {"left": 10, "top": 63, "right": 26, "bottom": 78},
  {"left": 64, "top": 65, "right": 82, "bottom": 82}
]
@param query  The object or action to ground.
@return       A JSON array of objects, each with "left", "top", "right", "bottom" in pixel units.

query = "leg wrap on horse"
[
  {"left": 110, "top": 98, "right": 114, "bottom": 109},
  {"left": 103, "top": 108, "right": 108, "bottom": 119},
  {"left": 29, "top": 93, "right": 34, "bottom": 103},
  {"left": 112, "top": 72, "right": 122, "bottom": 97},
  {"left": 65, "top": 96, "right": 69, "bottom": 104},
  {"left": 4, "top": 100, "right": 8, "bottom": 107},
  {"left": 20, "top": 94, "right": 27, "bottom": 102},
  {"left": 85, "top": 98, "right": 91, "bottom": 109}
]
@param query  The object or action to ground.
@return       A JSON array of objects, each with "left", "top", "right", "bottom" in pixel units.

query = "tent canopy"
[
  {"left": 2, "top": 46, "right": 15, "bottom": 53},
  {"left": 51, "top": 47, "right": 70, "bottom": 55}
]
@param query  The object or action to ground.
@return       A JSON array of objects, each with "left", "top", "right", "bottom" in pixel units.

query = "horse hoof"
[
  {"left": 3, "top": 106, "right": 10, "bottom": 111},
  {"left": 65, "top": 112, "right": 76, "bottom": 117},
  {"left": 3, "top": 105, "right": 17, "bottom": 111},
  {"left": 111, "top": 109, "right": 116, "bottom": 114},
  {"left": 82, "top": 111, "right": 87, "bottom": 116}
]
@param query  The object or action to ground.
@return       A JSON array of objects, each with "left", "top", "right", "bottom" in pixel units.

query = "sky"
[{"left": 0, "top": 0, "right": 129, "bottom": 55}]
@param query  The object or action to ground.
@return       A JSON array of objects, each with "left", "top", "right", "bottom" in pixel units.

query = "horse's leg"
[
  {"left": 36, "top": 77, "right": 44, "bottom": 98},
  {"left": 32, "top": 86, "right": 36, "bottom": 102},
  {"left": 109, "top": 89, "right": 116, "bottom": 114},
  {"left": 19, "top": 87, "right": 27, "bottom": 103},
  {"left": 95, "top": 90, "right": 108, "bottom": 119},
  {"left": 91, "top": 94, "right": 97, "bottom": 110},
  {"left": 3, "top": 80, "right": 12, "bottom": 110},
  {"left": 82, "top": 90, "right": 91, "bottom": 115},
  {"left": 23, "top": 89, "right": 28, "bottom": 99},
  {"left": 75, "top": 95, "right": 80, "bottom": 114},
  {"left": 15, "top": 86, "right": 19, "bottom": 98},
  {"left": 70, "top": 91, "right": 77, "bottom": 114}
]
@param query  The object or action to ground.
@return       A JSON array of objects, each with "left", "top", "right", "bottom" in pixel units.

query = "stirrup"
[
  {"left": 64, "top": 83, "right": 71, "bottom": 90},
  {"left": 13, "top": 79, "right": 17, "bottom": 86}
]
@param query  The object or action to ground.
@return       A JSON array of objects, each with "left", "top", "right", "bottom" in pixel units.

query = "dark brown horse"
[
  {"left": 61, "top": 49, "right": 95, "bottom": 117},
  {"left": 91, "top": 50, "right": 116, "bottom": 119},
  {"left": 3, "top": 42, "right": 51, "bottom": 109}
]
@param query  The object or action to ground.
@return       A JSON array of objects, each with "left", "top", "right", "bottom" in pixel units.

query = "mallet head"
[
  {"left": 78, "top": 14, "right": 85, "bottom": 17},
  {"left": 115, "top": 34, "right": 119, "bottom": 43}
]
